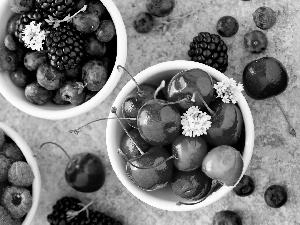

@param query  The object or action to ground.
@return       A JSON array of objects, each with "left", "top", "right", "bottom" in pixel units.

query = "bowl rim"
[
  {"left": 106, "top": 60, "right": 254, "bottom": 211},
  {"left": 0, "top": 0, "right": 127, "bottom": 120},
  {"left": 0, "top": 122, "right": 42, "bottom": 224}
]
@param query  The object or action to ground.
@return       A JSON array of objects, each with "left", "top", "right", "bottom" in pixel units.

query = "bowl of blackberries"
[
  {"left": 0, "top": 0, "right": 127, "bottom": 120},
  {"left": 106, "top": 60, "right": 254, "bottom": 211},
  {"left": 0, "top": 122, "right": 41, "bottom": 224}
]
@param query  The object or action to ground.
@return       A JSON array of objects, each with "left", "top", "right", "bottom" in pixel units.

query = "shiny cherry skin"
[
  {"left": 126, "top": 146, "right": 174, "bottom": 191},
  {"left": 167, "top": 68, "right": 214, "bottom": 112},
  {"left": 122, "top": 83, "right": 158, "bottom": 128},
  {"left": 65, "top": 152, "right": 105, "bottom": 193},
  {"left": 204, "top": 102, "right": 243, "bottom": 146},
  {"left": 172, "top": 135, "right": 208, "bottom": 171},
  {"left": 137, "top": 99, "right": 181, "bottom": 146}
]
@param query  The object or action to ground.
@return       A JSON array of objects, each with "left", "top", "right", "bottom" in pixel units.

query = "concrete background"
[{"left": 1, "top": 0, "right": 300, "bottom": 224}]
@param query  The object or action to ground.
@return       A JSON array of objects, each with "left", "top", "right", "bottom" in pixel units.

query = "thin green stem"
[{"left": 37, "top": 142, "right": 71, "bottom": 160}]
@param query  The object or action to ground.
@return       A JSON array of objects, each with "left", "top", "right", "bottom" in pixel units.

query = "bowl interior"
[
  {"left": 106, "top": 60, "right": 254, "bottom": 211},
  {"left": 0, "top": 122, "right": 41, "bottom": 225},
  {"left": 0, "top": 0, "right": 127, "bottom": 120}
]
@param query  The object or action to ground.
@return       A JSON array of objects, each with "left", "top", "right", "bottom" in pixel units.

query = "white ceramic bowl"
[
  {"left": 106, "top": 60, "right": 254, "bottom": 211},
  {"left": 0, "top": 0, "right": 127, "bottom": 120},
  {"left": 0, "top": 122, "right": 41, "bottom": 224}
]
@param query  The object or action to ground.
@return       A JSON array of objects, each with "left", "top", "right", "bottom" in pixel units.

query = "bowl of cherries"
[
  {"left": 0, "top": 0, "right": 127, "bottom": 120},
  {"left": 106, "top": 60, "right": 254, "bottom": 211}
]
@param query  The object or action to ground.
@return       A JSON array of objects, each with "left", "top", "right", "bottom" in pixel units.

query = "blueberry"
[
  {"left": 133, "top": 12, "right": 154, "bottom": 34},
  {"left": 6, "top": 13, "right": 21, "bottom": 35},
  {"left": 0, "top": 47, "right": 19, "bottom": 72},
  {"left": 65, "top": 65, "right": 82, "bottom": 79},
  {"left": 244, "top": 30, "right": 268, "bottom": 53},
  {"left": 86, "top": 0, "right": 107, "bottom": 19},
  {"left": 212, "top": 210, "right": 242, "bottom": 225},
  {"left": 10, "top": 66, "right": 33, "bottom": 87},
  {"left": 36, "top": 63, "right": 65, "bottom": 90},
  {"left": 84, "top": 36, "right": 106, "bottom": 57},
  {"left": 24, "top": 51, "right": 47, "bottom": 71},
  {"left": 146, "top": 0, "right": 175, "bottom": 17},
  {"left": 216, "top": 16, "right": 239, "bottom": 37},
  {"left": 264, "top": 185, "right": 287, "bottom": 208},
  {"left": 73, "top": 11, "right": 100, "bottom": 33},
  {"left": 59, "top": 81, "right": 86, "bottom": 106},
  {"left": 253, "top": 7, "right": 277, "bottom": 30},
  {"left": 9, "top": 0, "right": 34, "bottom": 13},
  {"left": 233, "top": 175, "right": 255, "bottom": 197},
  {"left": 25, "top": 82, "right": 53, "bottom": 105},
  {"left": 4, "top": 34, "right": 18, "bottom": 51},
  {"left": 96, "top": 20, "right": 116, "bottom": 42},
  {"left": 82, "top": 59, "right": 107, "bottom": 91},
  {"left": 52, "top": 89, "right": 69, "bottom": 105}
]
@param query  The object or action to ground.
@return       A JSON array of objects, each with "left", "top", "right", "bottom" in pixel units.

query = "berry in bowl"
[
  {"left": 106, "top": 60, "right": 254, "bottom": 211},
  {"left": 0, "top": 0, "right": 127, "bottom": 120},
  {"left": 0, "top": 122, "right": 41, "bottom": 224}
]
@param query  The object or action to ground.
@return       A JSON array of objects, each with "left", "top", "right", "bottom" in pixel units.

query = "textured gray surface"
[{"left": 1, "top": 0, "right": 300, "bottom": 224}]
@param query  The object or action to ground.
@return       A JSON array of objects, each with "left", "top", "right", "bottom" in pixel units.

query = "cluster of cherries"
[{"left": 100, "top": 66, "right": 245, "bottom": 205}]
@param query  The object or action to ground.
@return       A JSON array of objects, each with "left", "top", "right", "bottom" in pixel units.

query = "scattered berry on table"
[
  {"left": 146, "top": 0, "right": 175, "bottom": 17},
  {"left": 233, "top": 175, "right": 255, "bottom": 197},
  {"left": 133, "top": 12, "right": 154, "bottom": 34},
  {"left": 47, "top": 196, "right": 123, "bottom": 225},
  {"left": 264, "top": 185, "right": 288, "bottom": 208},
  {"left": 244, "top": 30, "right": 268, "bottom": 53},
  {"left": 216, "top": 16, "right": 239, "bottom": 37},
  {"left": 252, "top": 6, "right": 277, "bottom": 30},
  {"left": 45, "top": 23, "right": 84, "bottom": 71},
  {"left": 1, "top": 186, "right": 33, "bottom": 219},
  {"left": 8, "top": 161, "right": 35, "bottom": 187},
  {"left": 212, "top": 210, "right": 243, "bottom": 225},
  {"left": 188, "top": 32, "right": 229, "bottom": 72}
]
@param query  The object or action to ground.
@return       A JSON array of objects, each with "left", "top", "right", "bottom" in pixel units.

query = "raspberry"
[
  {"left": 188, "top": 32, "right": 229, "bottom": 73},
  {"left": 47, "top": 196, "right": 123, "bottom": 225},
  {"left": 36, "top": 0, "right": 78, "bottom": 19},
  {"left": 45, "top": 24, "right": 84, "bottom": 70}
]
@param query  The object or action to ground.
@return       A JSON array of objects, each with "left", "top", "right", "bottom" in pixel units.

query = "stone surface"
[{"left": 1, "top": 0, "right": 300, "bottom": 224}]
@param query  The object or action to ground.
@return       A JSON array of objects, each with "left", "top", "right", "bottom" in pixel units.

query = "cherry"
[
  {"left": 172, "top": 135, "right": 208, "bottom": 171},
  {"left": 171, "top": 168, "right": 212, "bottom": 201},
  {"left": 202, "top": 145, "right": 243, "bottom": 186},
  {"left": 204, "top": 102, "right": 243, "bottom": 146},
  {"left": 120, "top": 128, "right": 152, "bottom": 159},
  {"left": 137, "top": 98, "right": 181, "bottom": 146},
  {"left": 39, "top": 142, "right": 105, "bottom": 193},
  {"left": 125, "top": 146, "right": 174, "bottom": 191},
  {"left": 167, "top": 68, "right": 214, "bottom": 112}
]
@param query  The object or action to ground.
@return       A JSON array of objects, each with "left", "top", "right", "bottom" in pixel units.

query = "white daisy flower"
[
  {"left": 181, "top": 106, "right": 212, "bottom": 137},
  {"left": 213, "top": 78, "right": 244, "bottom": 104}
]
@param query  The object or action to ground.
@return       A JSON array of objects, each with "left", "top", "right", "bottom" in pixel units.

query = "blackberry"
[
  {"left": 45, "top": 24, "right": 84, "bottom": 70},
  {"left": 188, "top": 32, "right": 229, "bottom": 73},
  {"left": 36, "top": 0, "right": 79, "bottom": 19},
  {"left": 47, "top": 196, "right": 123, "bottom": 225},
  {"left": 15, "top": 8, "right": 49, "bottom": 43}
]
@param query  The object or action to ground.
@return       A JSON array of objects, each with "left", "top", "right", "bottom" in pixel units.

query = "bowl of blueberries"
[
  {"left": 0, "top": 0, "right": 127, "bottom": 120},
  {"left": 106, "top": 60, "right": 255, "bottom": 211},
  {"left": 0, "top": 122, "right": 41, "bottom": 224}
]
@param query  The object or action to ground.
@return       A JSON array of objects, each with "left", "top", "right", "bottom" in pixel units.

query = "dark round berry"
[
  {"left": 244, "top": 30, "right": 268, "bottom": 53},
  {"left": 212, "top": 210, "right": 242, "bottom": 225},
  {"left": 146, "top": 0, "right": 175, "bottom": 17},
  {"left": 188, "top": 32, "right": 228, "bottom": 72},
  {"left": 10, "top": 67, "right": 33, "bottom": 87},
  {"left": 36, "top": 0, "right": 78, "bottom": 19},
  {"left": 133, "top": 12, "right": 154, "bottom": 34},
  {"left": 25, "top": 82, "right": 53, "bottom": 105},
  {"left": 216, "top": 16, "right": 239, "bottom": 37},
  {"left": 95, "top": 20, "right": 116, "bottom": 42},
  {"left": 264, "top": 185, "right": 287, "bottom": 208},
  {"left": 233, "top": 175, "right": 255, "bottom": 197},
  {"left": 253, "top": 7, "right": 277, "bottom": 30}
]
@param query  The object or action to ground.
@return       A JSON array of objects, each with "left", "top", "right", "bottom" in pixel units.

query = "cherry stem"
[
  {"left": 67, "top": 200, "right": 94, "bottom": 220},
  {"left": 176, "top": 180, "right": 222, "bottom": 206},
  {"left": 118, "top": 148, "right": 177, "bottom": 169},
  {"left": 37, "top": 142, "right": 71, "bottom": 161},
  {"left": 197, "top": 92, "right": 215, "bottom": 115},
  {"left": 112, "top": 109, "right": 145, "bottom": 155},
  {"left": 273, "top": 97, "right": 296, "bottom": 137},
  {"left": 154, "top": 80, "right": 165, "bottom": 100},
  {"left": 69, "top": 116, "right": 136, "bottom": 135},
  {"left": 117, "top": 65, "right": 144, "bottom": 96}
]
